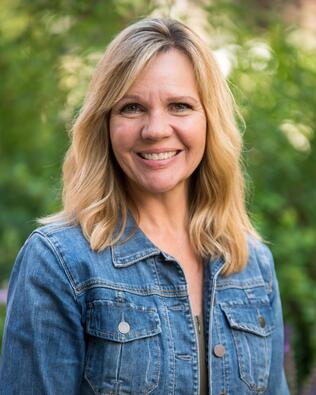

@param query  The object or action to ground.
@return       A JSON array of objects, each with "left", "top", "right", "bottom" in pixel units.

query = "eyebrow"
[{"left": 119, "top": 94, "right": 200, "bottom": 105}]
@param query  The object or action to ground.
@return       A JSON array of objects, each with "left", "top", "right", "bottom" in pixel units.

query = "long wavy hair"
[{"left": 41, "top": 17, "right": 261, "bottom": 275}]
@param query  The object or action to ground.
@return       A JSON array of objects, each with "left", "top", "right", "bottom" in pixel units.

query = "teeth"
[{"left": 140, "top": 151, "right": 177, "bottom": 160}]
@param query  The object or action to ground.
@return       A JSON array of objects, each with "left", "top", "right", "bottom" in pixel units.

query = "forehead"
[{"left": 126, "top": 49, "right": 200, "bottom": 97}]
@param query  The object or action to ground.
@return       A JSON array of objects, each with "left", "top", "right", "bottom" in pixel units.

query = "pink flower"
[{"left": 0, "top": 288, "right": 8, "bottom": 304}]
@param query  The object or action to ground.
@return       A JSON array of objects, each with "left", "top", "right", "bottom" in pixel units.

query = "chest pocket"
[
  {"left": 85, "top": 300, "right": 161, "bottom": 395},
  {"left": 220, "top": 301, "right": 275, "bottom": 392}
]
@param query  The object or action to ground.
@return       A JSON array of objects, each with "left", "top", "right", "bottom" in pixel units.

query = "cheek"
[
  {"left": 109, "top": 118, "right": 117, "bottom": 149},
  {"left": 109, "top": 120, "right": 130, "bottom": 157},
  {"left": 185, "top": 118, "right": 207, "bottom": 154},
  {"left": 109, "top": 117, "right": 140, "bottom": 151}
]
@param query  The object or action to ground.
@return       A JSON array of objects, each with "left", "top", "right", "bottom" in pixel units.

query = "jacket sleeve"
[
  {"left": 259, "top": 244, "right": 290, "bottom": 395},
  {"left": 0, "top": 232, "right": 86, "bottom": 395}
]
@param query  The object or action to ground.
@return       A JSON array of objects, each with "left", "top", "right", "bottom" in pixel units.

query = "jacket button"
[
  {"left": 213, "top": 344, "right": 225, "bottom": 357},
  {"left": 118, "top": 321, "right": 130, "bottom": 334},
  {"left": 258, "top": 315, "right": 266, "bottom": 328}
]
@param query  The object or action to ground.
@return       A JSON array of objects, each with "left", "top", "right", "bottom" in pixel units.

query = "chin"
[
  {"left": 142, "top": 181, "right": 184, "bottom": 195},
  {"left": 128, "top": 175, "right": 187, "bottom": 196}
]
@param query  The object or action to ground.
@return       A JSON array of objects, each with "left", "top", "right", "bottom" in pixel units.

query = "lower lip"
[{"left": 136, "top": 152, "right": 181, "bottom": 169}]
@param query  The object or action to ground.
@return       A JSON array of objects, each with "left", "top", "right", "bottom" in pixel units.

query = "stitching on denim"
[
  {"left": 111, "top": 245, "right": 160, "bottom": 266},
  {"left": 87, "top": 299, "right": 158, "bottom": 312},
  {"left": 205, "top": 268, "right": 212, "bottom": 395},
  {"left": 220, "top": 303, "right": 275, "bottom": 336},
  {"left": 34, "top": 231, "right": 80, "bottom": 303},
  {"left": 213, "top": 309, "right": 228, "bottom": 393},
  {"left": 216, "top": 277, "right": 265, "bottom": 290},
  {"left": 209, "top": 264, "right": 225, "bottom": 395},
  {"left": 253, "top": 242, "right": 273, "bottom": 294},
  {"left": 83, "top": 372, "right": 99, "bottom": 395},
  {"left": 76, "top": 280, "right": 187, "bottom": 297},
  {"left": 164, "top": 305, "right": 176, "bottom": 395},
  {"left": 146, "top": 333, "right": 161, "bottom": 394},
  {"left": 39, "top": 223, "right": 77, "bottom": 237},
  {"left": 187, "top": 305, "right": 199, "bottom": 395},
  {"left": 175, "top": 354, "right": 192, "bottom": 361},
  {"left": 153, "top": 256, "right": 175, "bottom": 395}
]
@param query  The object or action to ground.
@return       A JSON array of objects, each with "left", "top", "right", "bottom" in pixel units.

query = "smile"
[{"left": 138, "top": 151, "right": 178, "bottom": 160}]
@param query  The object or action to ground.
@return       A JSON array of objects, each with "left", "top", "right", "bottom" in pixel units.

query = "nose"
[{"left": 141, "top": 110, "right": 173, "bottom": 141}]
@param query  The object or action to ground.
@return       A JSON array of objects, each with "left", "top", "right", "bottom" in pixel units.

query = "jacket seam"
[
  {"left": 254, "top": 243, "right": 273, "bottom": 295},
  {"left": 33, "top": 230, "right": 80, "bottom": 303},
  {"left": 74, "top": 281, "right": 187, "bottom": 296},
  {"left": 37, "top": 223, "right": 77, "bottom": 237}
]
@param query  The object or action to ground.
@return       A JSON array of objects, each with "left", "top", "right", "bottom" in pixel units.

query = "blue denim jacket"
[{"left": 0, "top": 214, "right": 289, "bottom": 395}]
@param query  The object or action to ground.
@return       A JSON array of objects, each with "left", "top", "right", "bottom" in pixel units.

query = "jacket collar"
[
  {"left": 111, "top": 212, "right": 160, "bottom": 267},
  {"left": 111, "top": 211, "right": 225, "bottom": 275}
]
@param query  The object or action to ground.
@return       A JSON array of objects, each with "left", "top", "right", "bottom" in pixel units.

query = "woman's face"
[{"left": 109, "top": 49, "right": 207, "bottom": 197}]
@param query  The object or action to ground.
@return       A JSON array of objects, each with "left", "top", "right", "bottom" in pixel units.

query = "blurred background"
[{"left": 0, "top": 0, "right": 315, "bottom": 393}]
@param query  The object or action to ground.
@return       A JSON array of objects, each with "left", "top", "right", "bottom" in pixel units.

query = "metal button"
[
  {"left": 118, "top": 321, "right": 130, "bottom": 334},
  {"left": 213, "top": 344, "right": 225, "bottom": 357},
  {"left": 258, "top": 315, "right": 266, "bottom": 328}
]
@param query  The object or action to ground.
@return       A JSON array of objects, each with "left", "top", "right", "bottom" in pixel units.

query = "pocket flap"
[
  {"left": 86, "top": 300, "right": 161, "bottom": 342},
  {"left": 220, "top": 302, "right": 275, "bottom": 336}
]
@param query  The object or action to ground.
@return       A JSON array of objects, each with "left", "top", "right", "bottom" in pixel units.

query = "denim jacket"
[{"left": 0, "top": 214, "right": 289, "bottom": 395}]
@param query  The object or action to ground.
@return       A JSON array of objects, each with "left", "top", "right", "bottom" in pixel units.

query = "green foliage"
[
  {"left": 206, "top": 0, "right": 316, "bottom": 385},
  {"left": 0, "top": 0, "right": 156, "bottom": 283},
  {"left": 0, "top": 305, "right": 5, "bottom": 354},
  {"left": 1, "top": 0, "right": 315, "bottom": 388}
]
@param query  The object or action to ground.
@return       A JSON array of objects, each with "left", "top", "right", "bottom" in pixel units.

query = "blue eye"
[{"left": 120, "top": 103, "right": 144, "bottom": 113}]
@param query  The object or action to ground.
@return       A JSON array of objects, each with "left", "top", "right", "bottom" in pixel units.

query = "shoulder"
[
  {"left": 247, "top": 234, "right": 273, "bottom": 260},
  {"left": 8, "top": 224, "right": 91, "bottom": 303},
  {"left": 23, "top": 222, "right": 95, "bottom": 257},
  {"left": 33, "top": 221, "right": 88, "bottom": 247},
  {"left": 247, "top": 236, "right": 275, "bottom": 294},
  {"left": 15, "top": 222, "right": 89, "bottom": 271},
  {"left": 216, "top": 236, "right": 275, "bottom": 294},
  {"left": 19, "top": 222, "right": 113, "bottom": 294},
  {"left": 18, "top": 223, "right": 91, "bottom": 269}
]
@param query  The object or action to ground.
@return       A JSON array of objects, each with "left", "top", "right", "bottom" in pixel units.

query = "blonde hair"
[{"left": 41, "top": 17, "right": 260, "bottom": 275}]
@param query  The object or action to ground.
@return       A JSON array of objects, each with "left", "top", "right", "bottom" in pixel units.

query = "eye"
[
  {"left": 169, "top": 103, "right": 193, "bottom": 112},
  {"left": 119, "top": 103, "right": 144, "bottom": 114}
]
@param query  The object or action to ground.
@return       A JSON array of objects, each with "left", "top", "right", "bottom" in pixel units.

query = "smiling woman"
[
  {"left": 0, "top": 17, "right": 289, "bottom": 395},
  {"left": 109, "top": 49, "right": 206, "bottom": 196}
]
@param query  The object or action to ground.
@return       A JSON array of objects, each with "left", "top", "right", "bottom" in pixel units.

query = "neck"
[{"left": 128, "top": 184, "right": 190, "bottom": 235}]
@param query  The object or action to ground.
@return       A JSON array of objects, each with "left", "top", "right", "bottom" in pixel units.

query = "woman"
[{"left": 0, "top": 17, "right": 289, "bottom": 395}]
